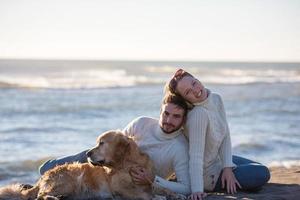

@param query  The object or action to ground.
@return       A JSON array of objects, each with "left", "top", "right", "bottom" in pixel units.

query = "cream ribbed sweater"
[
  {"left": 123, "top": 117, "right": 191, "bottom": 195},
  {"left": 184, "top": 91, "right": 235, "bottom": 192}
]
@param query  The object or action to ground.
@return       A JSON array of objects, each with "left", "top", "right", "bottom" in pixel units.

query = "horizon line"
[{"left": 0, "top": 57, "right": 299, "bottom": 64}]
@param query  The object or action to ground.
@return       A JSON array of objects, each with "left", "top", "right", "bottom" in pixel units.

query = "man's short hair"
[{"left": 162, "top": 93, "right": 189, "bottom": 117}]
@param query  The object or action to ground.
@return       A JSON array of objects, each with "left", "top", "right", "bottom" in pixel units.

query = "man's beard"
[{"left": 160, "top": 123, "right": 182, "bottom": 134}]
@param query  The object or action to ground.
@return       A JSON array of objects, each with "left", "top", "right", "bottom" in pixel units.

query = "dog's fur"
[{"left": 0, "top": 130, "right": 185, "bottom": 200}]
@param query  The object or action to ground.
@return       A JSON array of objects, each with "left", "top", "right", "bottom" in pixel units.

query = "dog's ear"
[{"left": 113, "top": 134, "right": 130, "bottom": 164}]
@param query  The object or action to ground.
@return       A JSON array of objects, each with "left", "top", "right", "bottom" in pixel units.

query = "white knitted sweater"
[
  {"left": 123, "top": 117, "right": 191, "bottom": 195},
  {"left": 184, "top": 91, "right": 235, "bottom": 192}
]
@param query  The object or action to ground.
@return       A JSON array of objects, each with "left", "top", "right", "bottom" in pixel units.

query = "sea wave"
[
  {"left": 0, "top": 158, "right": 50, "bottom": 186},
  {"left": 269, "top": 160, "right": 300, "bottom": 168},
  {"left": 0, "top": 69, "right": 160, "bottom": 89},
  {"left": 0, "top": 67, "right": 300, "bottom": 89},
  {"left": 203, "top": 69, "right": 300, "bottom": 84},
  {"left": 0, "top": 158, "right": 50, "bottom": 172},
  {"left": 1, "top": 127, "right": 78, "bottom": 134},
  {"left": 233, "top": 142, "right": 272, "bottom": 152}
]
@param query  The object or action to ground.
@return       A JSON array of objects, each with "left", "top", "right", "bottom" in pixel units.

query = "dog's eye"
[{"left": 99, "top": 141, "right": 104, "bottom": 145}]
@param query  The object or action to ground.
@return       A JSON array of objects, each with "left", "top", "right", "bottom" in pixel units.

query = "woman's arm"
[
  {"left": 219, "top": 133, "right": 234, "bottom": 168},
  {"left": 185, "top": 108, "right": 209, "bottom": 193},
  {"left": 217, "top": 95, "right": 240, "bottom": 194},
  {"left": 218, "top": 95, "right": 234, "bottom": 168},
  {"left": 219, "top": 133, "right": 241, "bottom": 194}
]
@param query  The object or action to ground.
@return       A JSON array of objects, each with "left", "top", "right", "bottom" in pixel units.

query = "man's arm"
[
  {"left": 39, "top": 150, "right": 88, "bottom": 175},
  {"left": 122, "top": 117, "right": 141, "bottom": 137},
  {"left": 130, "top": 163, "right": 191, "bottom": 196},
  {"left": 152, "top": 141, "right": 191, "bottom": 195}
]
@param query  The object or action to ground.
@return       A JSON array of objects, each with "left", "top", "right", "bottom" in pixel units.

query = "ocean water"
[{"left": 0, "top": 59, "right": 300, "bottom": 186}]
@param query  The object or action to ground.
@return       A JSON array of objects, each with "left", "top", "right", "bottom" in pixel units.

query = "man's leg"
[
  {"left": 214, "top": 155, "right": 270, "bottom": 192},
  {"left": 39, "top": 150, "right": 88, "bottom": 175}
]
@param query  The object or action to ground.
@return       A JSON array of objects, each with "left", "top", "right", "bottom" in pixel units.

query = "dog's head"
[{"left": 86, "top": 130, "right": 130, "bottom": 168}]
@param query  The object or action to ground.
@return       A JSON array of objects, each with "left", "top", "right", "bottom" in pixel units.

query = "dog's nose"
[{"left": 86, "top": 150, "right": 93, "bottom": 157}]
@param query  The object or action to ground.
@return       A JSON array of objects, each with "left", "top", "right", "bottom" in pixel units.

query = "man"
[{"left": 39, "top": 94, "right": 191, "bottom": 195}]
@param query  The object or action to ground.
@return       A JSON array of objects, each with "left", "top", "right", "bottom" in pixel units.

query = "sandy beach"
[
  {"left": 205, "top": 166, "right": 300, "bottom": 200},
  {"left": 0, "top": 60, "right": 299, "bottom": 199}
]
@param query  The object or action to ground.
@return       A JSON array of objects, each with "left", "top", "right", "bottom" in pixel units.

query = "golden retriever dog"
[{"left": 0, "top": 130, "right": 185, "bottom": 200}]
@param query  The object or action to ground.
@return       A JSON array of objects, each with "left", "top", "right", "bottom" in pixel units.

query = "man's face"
[{"left": 159, "top": 103, "right": 185, "bottom": 134}]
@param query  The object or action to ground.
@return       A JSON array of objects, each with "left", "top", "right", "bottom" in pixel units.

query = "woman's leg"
[
  {"left": 214, "top": 155, "right": 270, "bottom": 192},
  {"left": 232, "top": 155, "right": 270, "bottom": 191},
  {"left": 39, "top": 150, "right": 88, "bottom": 175}
]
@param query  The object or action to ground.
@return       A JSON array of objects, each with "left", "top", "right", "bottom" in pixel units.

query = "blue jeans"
[
  {"left": 214, "top": 155, "right": 270, "bottom": 191},
  {"left": 39, "top": 150, "right": 88, "bottom": 175}
]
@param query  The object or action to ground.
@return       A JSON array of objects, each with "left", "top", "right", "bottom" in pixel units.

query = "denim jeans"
[
  {"left": 39, "top": 150, "right": 88, "bottom": 175},
  {"left": 213, "top": 155, "right": 270, "bottom": 191}
]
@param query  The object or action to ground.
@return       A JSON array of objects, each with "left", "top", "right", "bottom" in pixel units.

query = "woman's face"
[{"left": 176, "top": 76, "right": 207, "bottom": 104}]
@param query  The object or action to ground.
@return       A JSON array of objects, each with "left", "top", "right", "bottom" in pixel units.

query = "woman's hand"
[
  {"left": 129, "top": 166, "right": 154, "bottom": 185},
  {"left": 221, "top": 167, "right": 242, "bottom": 194},
  {"left": 188, "top": 192, "right": 207, "bottom": 200}
]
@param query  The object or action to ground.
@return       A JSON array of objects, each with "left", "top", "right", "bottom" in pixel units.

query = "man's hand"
[
  {"left": 221, "top": 167, "right": 242, "bottom": 194},
  {"left": 188, "top": 192, "right": 207, "bottom": 200},
  {"left": 129, "top": 166, "right": 154, "bottom": 185}
]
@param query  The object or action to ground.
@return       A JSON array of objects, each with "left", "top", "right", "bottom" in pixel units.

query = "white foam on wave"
[
  {"left": 144, "top": 65, "right": 205, "bottom": 74},
  {"left": 201, "top": 69, "right": 300, "bottom": 84},
  {"left": 219, "top": 69, "right": 299, "bottom": 77},
  {"left": 269, "top": 160, "right": 300, "bottom": 168},
  {"left": 145, "top": 65, "right": 177, "bottom": 73},
  {"left": 1, "top": 66, "right": 300, "bottom": 89},
  {"left": 145, "top": 66, "right": 300, "bottom": 84},
  {"left": 0, "top": 69, "right": 157, "bottom": 89}
]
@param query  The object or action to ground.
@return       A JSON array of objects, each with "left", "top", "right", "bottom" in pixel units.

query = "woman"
[{"left": 165, "top": 69, "right": 270, "bottom": 200}]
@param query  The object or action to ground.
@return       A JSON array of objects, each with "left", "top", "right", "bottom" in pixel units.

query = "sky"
[{"left": 0, "top": 0, "right": 299, "bottom": 62}]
